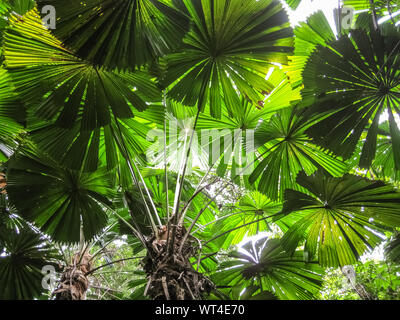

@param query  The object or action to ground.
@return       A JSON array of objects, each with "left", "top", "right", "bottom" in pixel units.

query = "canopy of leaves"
[
  {"left": 1, "top": 0, "right": 400, "bottom": 302},
  {"left": 153, "top": 68, "right": 302, "bottom": 186},
  {"left": 363, "top": 121, "right": 400, "bottom": 181},
  {"left": 29, "top": 111, "right": 156, "bottom": 174}
]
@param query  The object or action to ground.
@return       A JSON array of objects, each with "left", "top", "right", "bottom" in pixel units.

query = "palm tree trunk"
[
  {"left": 53, "top": 252, "right": 93, "bottom": 300},
  {"left": 142, "top": 224, "right": 214, "bottom": 300},
  {"left": 342, "top": 265, "right": 377, "bottom": 300},
  {"left": 0, "top": 172, "right": 6, "bottom": 194}
]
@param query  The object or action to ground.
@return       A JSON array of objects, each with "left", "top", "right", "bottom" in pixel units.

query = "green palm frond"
[
  {"left": 6, "top": 144, "right": 116, "bottom": 243},
  {"left": 283, "top": 0, "right": 301, "bottom": 10},
  {"left": 161, "top": 0, "right": 294, "bottom": 117},
  {"left": 0, "top": 2, "right": 8, "bottom": 14},
  {"left": 341, "top": 121, "right": 400, "bottom": 182},
  {"left": 36, "top": 0, "right": 190, "bottom": 70},
  {"left": 6, "top": 0, "right": 35, "bottom": 14},
  {"left": 369, "top": 122, "right": 400, "bottom": 181},
  {"left": 151, "top": 68, "right": 301, "bottom": 188},
  {"left": 0, "top": 228, "right": 59, "bottom": 300},
  {"left": 196, "top": 68, "right": 301, "bottom": 131},
  {"left": 0, "top": 69, "right": 24, "bottom": 163},
  {"left": 249, "top": 107, "right": 347, "bottom": 201},
  {"left": 303, "top": 20, "right": 400, "bottom": 170},
  {"left": 0, "top": 191, "right": 27, "bottom": 231},
  {"left": 281, "top": 171, "right": 400, "bottom": 267},
  {"left": 212, "top": 192, "right": 282, "bottom": 249},
  {"left": 0, "top": 1, "right": 35, "bottom": 59},
  {"left": 343, "top": 0, "right": 400, "bottom": 25},
  {"left": 284, "top": 11, "right": 336, "bottom": 88},
  {"left": 0, "top": 2, "right": 9, "bottom": 59},
  {"left": 3, "top": 9, "right": 161, "bottom": 131},
  {"left": 213, "top": 237, "right": 324, "bottom": 300},
  {"left": 28, "top": 108, "right": 157, "bottom": 174}
]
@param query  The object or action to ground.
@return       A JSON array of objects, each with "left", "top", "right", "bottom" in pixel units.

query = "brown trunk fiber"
[
  {"left": 53, "top": 252, "right": 93, "bottom": 300},
  {"left": 0, "top": 172, "right": 7, "bottom": 194},
  {"left": 142, "top": 225, "right": 215, "bottom": 300}
]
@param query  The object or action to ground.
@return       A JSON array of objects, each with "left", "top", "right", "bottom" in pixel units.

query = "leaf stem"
[
  {"left": 179, "top": 141, "right": 284, "bottom": 253},
  {"left": 85, "top": 256, "right": 145, "bottom": 276},
  {"left": 168, "top": 108, "right": 201, "bottom": 255},
  {"left": 202, "top": 213, "right": 281, "bottom": 246},
  {"left": 111, "top": 119, "right": 159, "bottom": 235}
]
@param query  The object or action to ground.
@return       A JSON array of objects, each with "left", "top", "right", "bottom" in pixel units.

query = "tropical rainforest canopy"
[{"left": 0, "top": 0, "right": 400, "bottom": 301}]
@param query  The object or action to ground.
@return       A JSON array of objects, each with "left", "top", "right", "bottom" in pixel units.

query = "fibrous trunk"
[
  {"left": 142, "top": 225, "right": 214, "bottom": 300},
  {"left": 0, "top": 172, "right": 6, "bottom": 194},
  {"left": 53, "top": 252, "right": 92, "bottom": 300}
]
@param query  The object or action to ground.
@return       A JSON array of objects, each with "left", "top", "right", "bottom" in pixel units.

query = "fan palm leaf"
[
  {"left": 5, "top": 0, "right": 35, "bottom": 14},
  {"left": 161, "top": 0, "right": 294, "bottom": 117},
  {"left": 284, "top": 11, "right": 336, "bottom": 88},
  {"left": 281, "top": 171, "right": 400, "bottom": 267},
  {"left": 302, "top": 21, "right": 400, "bottom": 170},
  {"left": 3, "top": 9, "right": 162, "bottom": 131},
  {"left": 148, "top": 68, "right": 301, "bottom": 190},
  {"left": 6, "top": 144, "right": 116, "bottom": 243},
  {"left": 36, "top": 0, "right": 190, "bottom": 69},
  {"left": 366, "top": 121, "right": 400, "bottom": 181},
  {"left": 0, "top": 1, "right": 35, "bottom": 58},
  {"left": 212, "top": 237, "right": 324, "bottom": 300},
  {"left": 0, "top": 227, "right": 59, "bottom": 300},
  {"left": 28, "top": 108, "right": 158, "bottom": 176},
  {"left": 283, "top": 0, "right": 301, "bottom": 10},
  {"left": 249, "top": 106, "right": 347, "bottom": 201},
  {"left": 197, "top": 68, "right": 301, "bottom": 181},
  {"left": 211, "top": 191, "right": 282, "bottom": 249},
  {"left": 0, "top": 69, "right": 23, "bottom": 162}
]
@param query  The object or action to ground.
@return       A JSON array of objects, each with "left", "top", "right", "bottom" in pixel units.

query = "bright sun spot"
[{"left": 281, "top": 0, "right": 339, "bottom": 32}]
